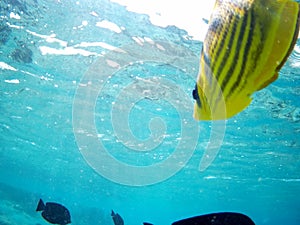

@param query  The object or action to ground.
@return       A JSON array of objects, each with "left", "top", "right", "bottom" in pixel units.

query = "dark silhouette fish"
[
  {"left": 144, "top": 212, "right": 255, "bottom": 225},
  {"left": 111, "top": 210, "right": 124, "bottom": 225},
  {"left": 36, "top": 199, "right": 71, "bottom": 225}
]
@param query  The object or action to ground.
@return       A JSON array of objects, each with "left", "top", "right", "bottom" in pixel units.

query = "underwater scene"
[{"left": 0, "top": 0, "right": 300, "bottom": 224}]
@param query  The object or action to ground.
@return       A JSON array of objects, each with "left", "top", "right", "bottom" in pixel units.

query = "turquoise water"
[{"left": 1, "top": 0, "right": 300, "bottom": 224}]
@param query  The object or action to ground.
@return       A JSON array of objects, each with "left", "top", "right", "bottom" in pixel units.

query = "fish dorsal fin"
[
  {"left": 36, "top": 199, "right": 45, "bottom": 211},
  {"left": 111, "top": 210, "right": 116, "bottom": 216}
]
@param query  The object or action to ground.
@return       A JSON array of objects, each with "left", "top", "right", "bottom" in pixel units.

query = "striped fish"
[{"left": 193, "top": 0, "right": 300, "bottom": 120}]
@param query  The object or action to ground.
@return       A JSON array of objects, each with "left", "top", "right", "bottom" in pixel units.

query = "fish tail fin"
[
  {"left": 277, "top": 1, "right": 300, "bottom": 69},
  {"left": 253, "top": 0, "right": 300, "bottom": 91},
  {"left": 36, "top": 199, "right": 45, "bottom": 211},
  {"left": 270, "top": 0, "right": 300, "bottom": 72},
  {"left": 256, "top": 72, "right": 279, "bottom": 91}
]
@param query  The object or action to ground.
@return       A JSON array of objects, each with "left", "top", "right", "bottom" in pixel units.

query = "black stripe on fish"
[
  {"left": 214, "top": 13, "right": 235, "bottom": 81},
  {"left": 202, "top": 50, "right": 213, "bottom": 85},
  {"left": 206, "top": 17, "right": 223, "bottom": 58},
  {"left": 221, "top": 10, "right": 249, "bottom": 93},
  {"left": 238, "top": 9, "right": 266, "bottom": 93},
  {"left": 228, "top": 9, "right": 255, "bottom": 98},
  {"left": 210, "top": 12, "right": 238, "bottom": 111}
]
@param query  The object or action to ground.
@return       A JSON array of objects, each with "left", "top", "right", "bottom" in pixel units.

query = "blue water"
[{"left": 1, "top": 0, "right": 300, "bottom": 224}]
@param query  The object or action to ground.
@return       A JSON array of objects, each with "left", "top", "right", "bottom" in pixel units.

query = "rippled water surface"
[{"left": 0, "top": 0, "right": 300, "bottom": 224}]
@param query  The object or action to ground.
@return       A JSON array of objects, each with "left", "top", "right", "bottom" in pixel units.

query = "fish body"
[
  {"left": 143, "top": 212, "right": 255, "bottom": 225},
  {"left": 36, "top": 199, "right": 71, "bottom": 225},
  {"left": 193, "top": 0, "right": 300, "bottom": 120},
  {"left": 172, "top": 212, "right": 255, "bottom": 225}
]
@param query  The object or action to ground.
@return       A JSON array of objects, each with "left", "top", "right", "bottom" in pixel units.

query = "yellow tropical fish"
[{"left": 193, "top": 0, "right": 300, "bottom": 120}]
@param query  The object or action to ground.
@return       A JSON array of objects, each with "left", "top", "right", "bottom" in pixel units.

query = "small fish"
[
  {"left": 111, "top": 210, "right": 124, "bottom": 225},
  {"left": 36, "top": 199, "right": 71, "bottom": 225},
  {"left": 143, "top": 212, "right": 255, "bottom": 225},
  {"left": 193, "top": 0, "right": 300, "bottom": 120}
]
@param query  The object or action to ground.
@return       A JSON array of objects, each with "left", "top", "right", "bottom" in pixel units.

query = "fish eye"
[
  {"left": 192, "top": 84, "right": 198, "bottom": 100},
  {"left": 192, "top": 84, "right": 202, "bottom": 108}
]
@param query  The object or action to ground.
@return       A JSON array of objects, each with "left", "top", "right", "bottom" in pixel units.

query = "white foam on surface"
[
  {"left": 0, "top": 62, "right": 17, "bottom": 71},
  {"left": 39, "top": 46, "right": 99, "bottom": 56},
  {"left": 4, "top": 79, "right": 20, "bottom": 84},
  {"left": 96, "top": 20, "right": 123, "bottom": 33}
]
